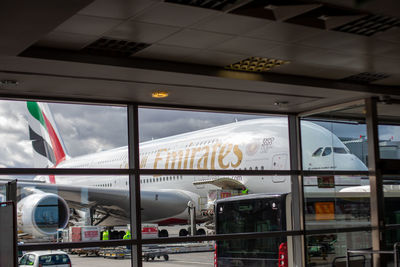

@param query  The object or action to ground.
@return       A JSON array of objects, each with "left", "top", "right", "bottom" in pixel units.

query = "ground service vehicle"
[
  {"left": 214, "top": 193, "right": 292, "bottom": 267},
  {"left": 19, "top": 250, "right": 71, "bottom": 267}
]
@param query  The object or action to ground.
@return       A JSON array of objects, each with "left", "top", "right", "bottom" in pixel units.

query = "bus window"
[{"left": 215, "top": 194, "right": 289, "bottom": 266}]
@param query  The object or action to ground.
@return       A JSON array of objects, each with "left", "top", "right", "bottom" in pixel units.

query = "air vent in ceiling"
[
  {"left": 165, "top": 0, "right": 243, "bottom": 11},
  {"left": 334, "top": 14, "right": 400, "bottom": 36},
  {"left": 83, "top": 38, "right": 150, "bottom": 57},
  {"left": 226, "top": 57, "right": 289, "bottom": 72},
  {"left": 342, "top": 72, "right": 390, "bottom": 84}
]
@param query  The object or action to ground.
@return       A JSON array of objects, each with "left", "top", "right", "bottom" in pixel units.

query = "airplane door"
[{"left": 272, "top": 154, "right": 287, "bottom": 183}]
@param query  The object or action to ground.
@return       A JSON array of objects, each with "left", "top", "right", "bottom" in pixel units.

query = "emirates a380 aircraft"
[{"left": 16, "top": 102, "right": 366, "bottom": 237}]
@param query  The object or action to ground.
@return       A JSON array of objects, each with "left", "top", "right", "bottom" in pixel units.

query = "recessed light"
[{"left": 152, "top": 91, "right": 169, "bottom": 98}]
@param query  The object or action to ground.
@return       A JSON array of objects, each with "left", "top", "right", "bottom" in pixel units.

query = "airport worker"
[
  {"left": 123, "top": 230, "right": 131, "bottom": 249},
  {"left": 241, "top": 187, "right": 248, "bottom": 194},
  {"left": 102, "top": 230, "right": 109, "bottom": 240}
]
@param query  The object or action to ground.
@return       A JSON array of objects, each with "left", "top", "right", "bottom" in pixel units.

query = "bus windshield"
[{"left": 215, "top": 194, "right": 288, "bottom": 267}]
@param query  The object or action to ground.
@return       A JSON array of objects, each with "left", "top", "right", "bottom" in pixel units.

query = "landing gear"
[
  {"left": 179, "top": 228, "right": 205, "bottom": 236},
  {"left": 196, "top": 228, "right": 206, "bottom": 235},
  {"left": 158, "top": 229, "right": 169, "bottom": 237},
  {"left": 179, "top": 229, "right": 188, "bottom": 236}
]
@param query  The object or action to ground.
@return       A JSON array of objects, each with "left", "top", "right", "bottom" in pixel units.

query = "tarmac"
[{"left": 69, "top": 251, "right": 214, "bottom": 267}]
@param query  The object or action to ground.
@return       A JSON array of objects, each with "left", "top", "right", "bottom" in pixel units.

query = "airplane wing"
[
  {"left": 193, "top": 177, "right": 245, "bottom": 190},
  {"left": 17, "top": 181, "right": 195, "bottom": 225}
]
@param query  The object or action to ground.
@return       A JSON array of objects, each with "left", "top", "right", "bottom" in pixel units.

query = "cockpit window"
[
  {"left": 312, "top": 147, "right": 323, "bottom": 157},
  {"left": 333, "top": 147, "right": 348, "bottom": 154},
  {"left": 322, "top": 147, "right": 332, "bottom": 156}
]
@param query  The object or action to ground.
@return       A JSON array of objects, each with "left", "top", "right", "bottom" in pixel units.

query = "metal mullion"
[
  {"left": 139, "top": 169, "right": 296, "bottom": 176},
  {"left": 0, "top": 168, "right": 130, "bottom": 176},
  {"left": 289, "top": 114, "right": 305, "bottom": 267},
  {"left": 128, "top": 104, "right": 142, "bottom": 267},
  {"left": 303, "top": 171, "right": 371, "bottom": 176},
  {"left": 366, "top": 97, "right": 385, "bottom": 266},
  {"left": 19, "top": 225, "right": 375, "bottom": 251}
]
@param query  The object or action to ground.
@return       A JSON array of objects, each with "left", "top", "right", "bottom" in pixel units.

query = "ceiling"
[{"left": 0, "top": 0, "right": 399, "bottom": 114}]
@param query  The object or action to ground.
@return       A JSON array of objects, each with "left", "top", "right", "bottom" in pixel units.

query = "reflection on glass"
[
  {"left": 139, "top": 109, "right": 289, "bottom": 170},
  {"left": 304, "top": 177, "right": 371, "bottom": 230},
  {"left": 0, "top": 185, "right": 6, "bottom": 202},
  {"left": 306, "top": 232, "right": 371, "bottom": 266},
  {"left": 382, "top": 178, "right": 400, "bottom": 250},
  {"left": 215, "top": 194, "right": 290, "bottom": 266},
  {"left": 379, "top": 125, "right": 400, "bottom": 160},
  {"left": 301, "top": 120, "right": 368, "bottom": 171}
]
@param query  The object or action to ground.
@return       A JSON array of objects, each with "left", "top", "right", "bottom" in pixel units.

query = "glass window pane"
[
  {"left": 301, "top": 103, "right": 368, "bottom": 171},
  {"left": 304, "top": 176, "right": 371, "bottom": 230},
  {"left": 139, "top": 108, "right": 289, "bottom": 170},
  {"left": 378, "top": 103, "right": 400, "bottom": 160},
  {"left": 306, "top": 232, "right": 371, "bottom": 266},
  {"left": 301, "top": 120, "right": 367, "bottom": 171},
  {"left": 0, "top": 100, "right": 127, "bottom": 168},
  {"left": 15, "top": 175, "right": 130, "bottom": 244}
]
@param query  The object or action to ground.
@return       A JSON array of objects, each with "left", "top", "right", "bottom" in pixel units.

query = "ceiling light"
[
  {"left": 226, "top": 57, "right": 289, "bottom": 73},
  {"left": 152, "top": 91, "right": 169, "bottom": 99}
]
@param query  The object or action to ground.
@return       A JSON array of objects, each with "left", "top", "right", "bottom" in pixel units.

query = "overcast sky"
[{"left": 0, "top": 100, "right": 398, "bottom": 168}]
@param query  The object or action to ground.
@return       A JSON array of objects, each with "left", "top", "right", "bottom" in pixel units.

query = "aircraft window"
[
  {"left": 152, "top": 178, "right": 155, "bottom": 183},
  {"left": 333, "top": 147, "right": 348, "bottom": 154},
  {"left": 255, "top": 166, "right": 258, "bottom": 170},
  {"left": 249, "top": 167, "right": 252, "bottom": 170},
  {"left": 322, "top": 147, "right": 332, "bottom": 156},
  {"left": 261, "top": 166, "right": 264, "bottom": 170},
  {"left": 312, "top": 147, "right": 323, "bottom": 157}
]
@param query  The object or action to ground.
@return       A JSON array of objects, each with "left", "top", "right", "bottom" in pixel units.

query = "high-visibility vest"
[
  {"left": 102, "top": 230, "right": 109, "bottom": 240},
  {"left": 123, "top": 230, "right": 131, "bottom": 240}
]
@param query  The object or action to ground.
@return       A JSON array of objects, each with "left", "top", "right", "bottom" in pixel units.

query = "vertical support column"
[
  {"left": 288, "top": 115, "right": 305, "bottom": 267},
  {"left": 6, "top": 180, "right": 17, "bottom": 204},
  {"left": 128, "top": 104, "right": 142, "bottom": 267},
  {"left": 365, "top": 97, "right": 385, "bottom": 266}
]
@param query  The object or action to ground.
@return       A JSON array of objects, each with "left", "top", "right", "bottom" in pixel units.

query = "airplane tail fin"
[{"left": 27, "top": 101, "right": 68, "bottom": 168}]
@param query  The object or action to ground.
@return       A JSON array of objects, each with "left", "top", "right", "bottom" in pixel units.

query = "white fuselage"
[{"left": 34, "top": 118, "right": 367, "bottom": 204}]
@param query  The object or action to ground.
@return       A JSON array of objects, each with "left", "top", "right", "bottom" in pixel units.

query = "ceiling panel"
[
  {"left": 211, "top": 36, "right": 279, "bottom": 56},
  {"left": 78, "top": 0, "right": 157, "bottom": 19},
  {"left": 374, "top": 27, "right": 400, "bottom": 43},
  {"left": 183, "top": 50, "right": 247, "bottom": 67},
  {"left": 159, "top": 29, "right": 233, "bottom": 49},
  {"left": 54, "top": 14, "right": 123, "bottom": 36},
  {"left": 245, "top": 22, "right": 322, "bottom": 43},
  {"left": 295, "top": 30, "right": 369, "bottom": 52},
  {"left": 191, "top": 13, "right": 270, "bottom": 35},
  {"left": 132, "top": 44, "right": 200, "bottom": 62},
  {"left": 36, "top": 31, "right": 98, "bottom": 50},
  {"left": 105, "top": 21, "right": 181, "bottom": 43},
  {"left": 133, "top": 2, "right": 217, "bottom": 27}
]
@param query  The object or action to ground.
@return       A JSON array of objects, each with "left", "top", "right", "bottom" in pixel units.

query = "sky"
[{"left": 0, "top": 99, "right": 399, "bottom": 168}]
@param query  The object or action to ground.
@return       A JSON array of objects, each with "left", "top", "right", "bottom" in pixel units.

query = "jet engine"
[{"left": 17, "top": 193, "right": 69, "bottom": 237}]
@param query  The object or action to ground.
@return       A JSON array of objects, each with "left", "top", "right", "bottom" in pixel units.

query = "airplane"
[{"left": 15, "top": 101, "right": 367, "bottom": 238}]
